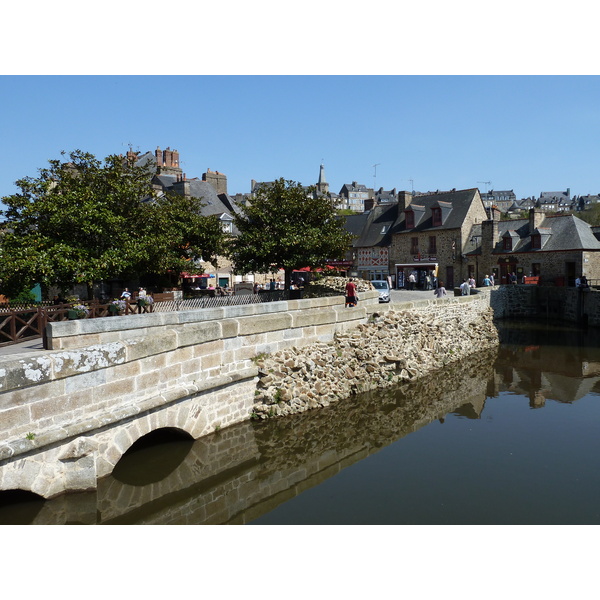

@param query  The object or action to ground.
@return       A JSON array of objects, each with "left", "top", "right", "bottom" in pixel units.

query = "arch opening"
[
  {"left": 111, "top": 427, "right": 194, "bottom": 487},
  {"left": 0, "top": 489, "right": 46, "bottom": 525}
]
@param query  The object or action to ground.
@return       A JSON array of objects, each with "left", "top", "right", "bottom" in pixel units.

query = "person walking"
[
  {"left": 433, "top": 281, "right": 447, "bottom": 298},
  {"left": 345, "top": 278, "right": 358, "bottom": 307},
  {"left": 483, "top": 274, "right": 491, "bottom": 287}
]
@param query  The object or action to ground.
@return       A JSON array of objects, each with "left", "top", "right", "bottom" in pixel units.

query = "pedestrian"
[
  {"left": 483, "top": 274, "right": 491, "bottom": 287},
  {"left": 120, "top": 287, "right": 131, "bottom": 299},
  {"left": 345, "top": 278, "right": 358, "bottom": 307},
  {"left": 433, "top": 281, "right": 447, "bottom": 298},
  {"left": 269, "top": 278, "right": 276, "bottom": 292},
  {"left": 510, "top": 272, "right": 517, "bottom": 284},
  {"left": 425, "top": 271, "right": 433, "bottom": 290},
  {"left": 468, "top": 276, "right": 476, "bottom": 288},
  {"left": 408, "top": 272, "right": 416, "bottom": 291},
  {"left": 460, "top": 279, "right": 470, "bottom": 296},
  {"left": 489, "top": 273, "right": 495, "bottom": 286}
]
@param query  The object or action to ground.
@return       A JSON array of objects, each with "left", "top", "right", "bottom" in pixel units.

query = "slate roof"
[
  {"left": 398, "top": 188, "right": 481, "bottom": 232},
  {"left": 353, "top": 203, "right": 400, "bottom": 247},
  {"left": 343, "top": 213, "right": 370, "bottom": 238},
  {"left": 488, "top": 214, "right": 600, "bottom": 254}
]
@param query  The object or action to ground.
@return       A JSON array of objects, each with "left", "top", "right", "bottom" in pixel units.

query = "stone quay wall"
[
  {"left": 252, "top": 293, "right": 499, "bottom": 419},
  {"left": 0, "top": 292, "right": 379, "bottom": 498},
  {"left": 488, "top": 284, "right": 600, "bottom": 326}
]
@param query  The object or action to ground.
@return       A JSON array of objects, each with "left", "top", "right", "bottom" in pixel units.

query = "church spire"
[
  {"left": 317, "top": 162, "right": 329, "bottom": 195},
  {"left": 318, "top": 163, "right": 327, "bottom": 186}
]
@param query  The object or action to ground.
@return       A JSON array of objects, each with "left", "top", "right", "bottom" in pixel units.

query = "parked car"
[{"left": 371, "top": 280, "right": 390, "bottom": 303}]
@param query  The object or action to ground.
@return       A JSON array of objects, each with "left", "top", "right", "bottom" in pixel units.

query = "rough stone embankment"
[{"left": 252, "top": 304, "right": 499, "bottom": 419}]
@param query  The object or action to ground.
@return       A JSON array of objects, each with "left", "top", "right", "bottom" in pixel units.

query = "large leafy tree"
[
  {"left": 0, "top": 149, "right": 225, "bottom": 297},
  {"left": 228, "top": 178, "right": 352, "bottom": 289}
]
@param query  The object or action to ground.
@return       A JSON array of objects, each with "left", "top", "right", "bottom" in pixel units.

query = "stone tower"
[{"left": 316, "top": 163, "right": 329, "bottom": 195}]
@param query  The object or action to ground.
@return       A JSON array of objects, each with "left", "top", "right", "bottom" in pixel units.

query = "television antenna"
[
  {"left": 373, "top": 163, "right": 381, "bottom": 189},
  {"left": 477, "top": 180, "right": 492, "bottom": 189}
]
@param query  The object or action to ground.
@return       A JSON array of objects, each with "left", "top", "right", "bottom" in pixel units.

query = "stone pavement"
[{"left": 0, "top": 339, "right": 44, "bottom": 356}]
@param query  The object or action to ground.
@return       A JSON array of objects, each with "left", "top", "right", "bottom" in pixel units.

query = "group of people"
[{"left": 406, "top": 271, "right": 437, "bottom": 291}]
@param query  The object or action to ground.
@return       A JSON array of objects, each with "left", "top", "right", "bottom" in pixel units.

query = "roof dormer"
[
  {"left": 531, "top": 227, "right": 551, "bottom": 250},
  {"left": 404, "top": 204, "right": 425, "bottom": 229},
  {"left": 431, "top": 200, "right": 452, "bottom": 227}
]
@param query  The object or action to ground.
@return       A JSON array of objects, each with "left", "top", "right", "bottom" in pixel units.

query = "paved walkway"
[{"left": 0, "top": 339, "right": 44, "bottom": 357}]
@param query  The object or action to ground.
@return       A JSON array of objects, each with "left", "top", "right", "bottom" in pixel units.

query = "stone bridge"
[
  {"left": 0, "top": 292, "right": 380, "bottom": 499},
  {"left": 4, "top": 347, "right": 498, "bottom": 524},
  {"left": 0, "top": 289, "right": 500, "bottom": 500}
]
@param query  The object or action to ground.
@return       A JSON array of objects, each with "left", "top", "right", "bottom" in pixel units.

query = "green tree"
[
  {"left": 228, "top": 178, "right": 352, "bottom": 289},
  {"left": 0, "top": 149, "right": 225, "bottom": 298},
  {"left": 575, "top": 204, "right": 600, "bottom": 226}
]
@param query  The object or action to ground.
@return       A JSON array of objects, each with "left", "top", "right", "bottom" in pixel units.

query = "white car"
[{"left": 371, "top": 280, "right": 391, "bottom": 303}]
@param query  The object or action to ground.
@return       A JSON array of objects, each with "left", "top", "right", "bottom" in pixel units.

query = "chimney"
[
  {"left": 397, "top": 190, "right": 412, "bottom": 212},
  {"left": 364, "top": 198, "right": 375, "bottom": 211},
  {"left": 482, "top": 215, "right": 499, "bottom": 256},
  {"left": 529, "top": 208, "right": 544, "bottom": 233}
]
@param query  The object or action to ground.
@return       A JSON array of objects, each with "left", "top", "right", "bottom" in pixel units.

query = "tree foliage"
[
  {"left": 228, "top": 178, "right": 352, "bottom": 287},
  {"left": 574, "top": 204, "right": 600, "bottom": 227},
  {"left": 0, "top": 149, "right": 225, "bottom": 297}
]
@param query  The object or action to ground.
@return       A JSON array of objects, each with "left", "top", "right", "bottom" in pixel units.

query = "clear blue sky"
[{"left": 1, "top": 75, "right": 600, "bottom": 202}]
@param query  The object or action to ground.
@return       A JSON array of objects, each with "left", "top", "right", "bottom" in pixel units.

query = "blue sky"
[{"left": 1, "top": 75, "right": 600, "bottom": 203}]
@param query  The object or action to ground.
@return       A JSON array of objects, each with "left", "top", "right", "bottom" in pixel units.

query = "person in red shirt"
[{"left": 345, "top": 278, "right": 357, "bottom": 307}]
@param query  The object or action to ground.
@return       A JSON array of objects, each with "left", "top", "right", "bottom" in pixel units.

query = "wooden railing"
[
  {"left": 0, "top": 289, "right": 341, "bottom": 349},
  {"left": 0, "top": 300, "right": 154, "bottom": 348}
]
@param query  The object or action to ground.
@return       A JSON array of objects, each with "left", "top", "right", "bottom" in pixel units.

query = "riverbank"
[{"left": 251, "top": 301, "right": 499, "bottom": 419}]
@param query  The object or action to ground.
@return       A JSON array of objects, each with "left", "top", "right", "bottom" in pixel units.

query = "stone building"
[
  {"left": 469, "top": 207, "right": 600, "bottom": 286},
  {"left": 352, "top": 202, "right": 398, "bottom": 281},
  {"left": 481, "top": 189, "right": 516, "bottom": 214},
  {"left": 389, "top": 188, "right": 488, "bottom": 289},
  {"left": 338, "top": 181, "right": 373, "bottom": 213}
]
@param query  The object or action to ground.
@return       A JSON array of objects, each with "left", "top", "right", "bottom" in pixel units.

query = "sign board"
[{"left": 234, "top": 282, "right": 254, "bottom": 295}]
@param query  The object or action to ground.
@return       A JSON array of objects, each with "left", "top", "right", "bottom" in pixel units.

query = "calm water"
[{"left": 2, "top": 320, "right": 600, "bottom": 525}]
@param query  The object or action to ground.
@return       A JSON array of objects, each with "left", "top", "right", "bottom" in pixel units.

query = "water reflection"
[{"left": 3, "top": 320, "right": 600, "bottom": 524}]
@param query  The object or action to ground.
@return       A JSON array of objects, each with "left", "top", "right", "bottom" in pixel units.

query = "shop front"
[{"left": 395, "top": 262, "right": 438, "bottom": 290}]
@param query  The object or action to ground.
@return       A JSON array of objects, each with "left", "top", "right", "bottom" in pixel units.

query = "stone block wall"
[
  {"left": 487, "top": 284, "right": 600, "bottom": 326},
  {"left": 0, "top": 292, "right": 380, "bottom": 497}
]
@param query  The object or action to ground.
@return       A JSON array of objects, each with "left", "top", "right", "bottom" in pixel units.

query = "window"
[
  {"left": 428, "top": 236, "right": 437, "bottom": 254},
  {"left": 432, "top": 207, "right": 442, "bottom": 227},
  {"left": 411, "top": 237, "right": 419, "bottom": 254},
  {"left": 222, "top": 221, "right": 233, "bottom": 233},
  {"left": 503, "top": 237, "right": 512, "bottom": 251},
  {"left": 405, "top": 210, "right": 414, "bottom": 229},
  {"left": 531, "top": 234, "right": 541, "bottom": 249}
]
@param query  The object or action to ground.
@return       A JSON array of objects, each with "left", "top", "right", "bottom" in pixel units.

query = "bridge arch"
[
  {"left": 111, "top": 427, "right": 195, "bottom": 486},
  {"left": 0, "top": 489, "right": 46, "bottom": 524}
]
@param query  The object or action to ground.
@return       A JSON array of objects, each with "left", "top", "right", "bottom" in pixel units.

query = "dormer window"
[
  {"left": 405, "top": 210, "right": 414, "bottom": 229},
  {"left": 503, "top": 237, "right": 512, "bottom": 251},
  {"left": 531, "top": 234, "right": 541, "bottom": 249},
  {"left": 432, "top": 207, "right": 442, "bottom": 227}
]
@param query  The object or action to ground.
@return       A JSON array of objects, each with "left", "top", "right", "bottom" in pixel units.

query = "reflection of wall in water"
[{"left": 18, "top": 350, "right": 499, "bottom": 524}]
